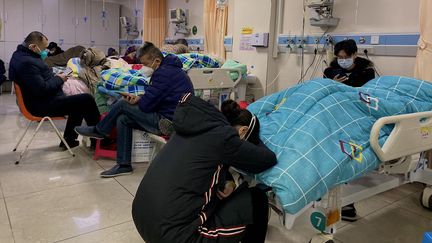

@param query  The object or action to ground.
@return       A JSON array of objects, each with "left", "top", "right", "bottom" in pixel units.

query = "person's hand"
[
  {"left": 123, "top": 93, "right": 140, "bottom": 105},
  {"left": 334, "top": 74, "right": 349, "bottom": 83},
  {"left": 56, "top": 73, "right": 68, "bottom": 82},
  {"left": 217, "top": 181, "right": 236, "bottom": 200}
]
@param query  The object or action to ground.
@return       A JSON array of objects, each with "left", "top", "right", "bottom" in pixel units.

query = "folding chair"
[{"left": 12, "top": 83, "right": 75, "bottom": 165}]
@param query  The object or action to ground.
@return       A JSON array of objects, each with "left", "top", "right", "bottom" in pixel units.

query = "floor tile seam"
[
  {"left": 53, "top": 220, "right": 134, "bottom": 243},
  {"left": 2, "top": 178, "right": 104, "bottom": 200},
  {"left": 2, "top": 198, "right": 17, "bottom": 243}
]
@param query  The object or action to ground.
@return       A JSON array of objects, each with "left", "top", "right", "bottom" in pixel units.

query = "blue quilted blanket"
[{"left": 248, "top": 76, "right": 432, "bottom": 214}]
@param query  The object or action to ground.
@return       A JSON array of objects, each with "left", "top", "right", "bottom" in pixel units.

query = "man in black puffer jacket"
[
  {"left": 132, "top": 94, "right": 277, "bottom": 243},
  {"left": 9, "top": 31, "right": 100, "bottom": 148},
  {"left": 324, "top": 39, "right": 375, "bottom": 87}
]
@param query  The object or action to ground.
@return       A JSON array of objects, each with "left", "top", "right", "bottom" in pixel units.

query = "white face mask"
[
  {"left": 337, "top": 58, "right": 354, "bottom": 69},
  {"left": 140, "top": 65, "right": 154, "bottom": 77}
]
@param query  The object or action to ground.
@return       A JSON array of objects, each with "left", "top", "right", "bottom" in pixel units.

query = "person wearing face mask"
[
  {"left": 9, "top": 31, "right": 100, "bottom": 149},
  {"left": 131, "top": 95, "right": 277, "bottom": 243},
  {"left": 75, "top": 42, "right": 194, "bottom": 177},
  {"left": 47, "top": 42, "right": 64, "bottom": 57},
  {"left": 323, "top": 41, "right": 374, "bottom": 222},
  {"left": 324, "top": 39, "right": 375, "bottom": 87}
]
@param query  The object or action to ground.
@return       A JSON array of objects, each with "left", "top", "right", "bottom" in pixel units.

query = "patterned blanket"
[
  {"left": 248, "top": 76, "right": 432, "bottom": 214},
  {"left": 162, "top": 52, "right": 222, "bottom": 71},
  {"left": 100, "top": 68, "right": 150, "bottom": 96}
]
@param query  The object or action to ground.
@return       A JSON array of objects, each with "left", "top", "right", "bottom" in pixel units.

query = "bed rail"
[
  {"left": 370, "top": 111, "right": 432, "bottom": 162},
  {"left": 188, "top": 68, "right": 242, "bottom": 90}
]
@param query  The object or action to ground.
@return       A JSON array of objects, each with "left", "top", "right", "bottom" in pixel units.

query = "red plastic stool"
[{"left": 93, "top": 113, "right": 117, "bottom": 160}]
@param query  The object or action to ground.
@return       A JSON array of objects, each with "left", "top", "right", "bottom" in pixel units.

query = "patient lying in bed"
[{"left": 247, "top": 76, "right": 432, "bottom": 214}]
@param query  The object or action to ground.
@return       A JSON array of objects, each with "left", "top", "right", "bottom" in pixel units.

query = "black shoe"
[
  {"left": 100, "top": 165, "right": 133, "bottom": 178},
  {"left": 59, "top": 140, "right": 80, "bottom": 150},
  {"left": 159, "top": 118, "right": 174, "bottom": 136},
  {"left": 75, "top": 126, "right": 106, "bottom": 139},
  {"left": 341, "top": 204, "right": 359, "bottom": 222}
]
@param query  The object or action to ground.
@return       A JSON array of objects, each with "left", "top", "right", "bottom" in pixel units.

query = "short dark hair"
[
  {"left": 24, "top": 31, "right": 47, "bottom": 45},
  {"left": 137, "top": 42, "right": 164, "bottom": 60},
  {"left": 334, "top": 39, "right": 358, "bottom": 56},
  {"left": 221, "top": 100, "right": 261, "bottom": 145},
  {"left": 175, "top": 38, "right": 188, "bottom": 47}
]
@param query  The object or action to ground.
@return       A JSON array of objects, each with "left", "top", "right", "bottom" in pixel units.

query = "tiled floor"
[{"left": 0, "top": 94, "right": 431, "bottom": 243}]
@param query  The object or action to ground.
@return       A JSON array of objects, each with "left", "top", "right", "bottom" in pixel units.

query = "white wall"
[
  {"left": 114, "top": 0, "right": 144, "bottom": 54},
  {"left": 166, "top": 0, "right": 204, "bottom": 39},
  {"left": 0, "top": 0, "right": 121, "bottom": 70},
  {"left": 116, "top": 0, "right": 144, "bottom": 39},
  {"left": 275, "top": 0, "right": 420, "bottom": 91},
  {"left": 226, "top": 0, "right": 421, "bottom": 95}
]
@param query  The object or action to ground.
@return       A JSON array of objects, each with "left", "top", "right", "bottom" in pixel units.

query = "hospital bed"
[
  {"left": 188, "top": 67, "right": 255, "bottom": 106},
  {"left": 265, "top": 111, "right": 432, "bottom": 243},
  {"left": 183, "top": 75, "right": 432, "bottom": 243},
  {"left": 147, "top": 71, "right": 432, "bottom": 242}
]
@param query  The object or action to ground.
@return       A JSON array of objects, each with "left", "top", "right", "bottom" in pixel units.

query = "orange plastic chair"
[{"left": 13, "top": 83, "right": 75, "bottom": 164}]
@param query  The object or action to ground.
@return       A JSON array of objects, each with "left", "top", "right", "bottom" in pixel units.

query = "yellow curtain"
[
  {"left": 143, "top": 0, "right": 167, "bottom": 48},
  {"left": 204, "top": 0, "right": 228, "bottom": 59},
  {"left": 414, "top": 0, "right": 432, "bottom": 81},
  {"left": 414, "top": 0, "right": 432, "bottom": 168}
]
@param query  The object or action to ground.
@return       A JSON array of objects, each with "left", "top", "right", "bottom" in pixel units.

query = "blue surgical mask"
[
  {"left": 36, "top": 46, "right": 49, "bottom": 60},
  {"left": 40, "top": 49, "right": 49, "bottom": 60},
  {"left": 337, "top": 58, "right": 354, "bottom": 69}
]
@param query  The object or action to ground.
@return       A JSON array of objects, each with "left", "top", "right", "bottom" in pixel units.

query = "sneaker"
[
  {"left": 100, "top": 165, "right": 133, "bottom": 178},
  {"left": 159, "top": 118, "right": 174, "bottom": 136},
  {"left": 341, "top": 204, "right": 359, "bottom": 222},
  {"left": 75, "top": 126, "right": 106, "bottom": 139}
]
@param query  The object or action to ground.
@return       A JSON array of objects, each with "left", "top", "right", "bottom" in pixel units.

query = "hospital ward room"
[{"left": 2, "top": 0, "right": 432, "bottom": 242}]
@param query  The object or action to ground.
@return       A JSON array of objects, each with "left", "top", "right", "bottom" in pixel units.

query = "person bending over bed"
[
  {"left": 132, "top": 96, "right": 277, "bottom": 243},
  {"left": 324, "top": 39, "right": 375, "bottom": 87},
  {"left": 75, "top": 42, "right": 194, "bottom": 178}
]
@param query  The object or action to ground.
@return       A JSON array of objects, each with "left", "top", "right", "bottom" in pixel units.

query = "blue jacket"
[
  {"left": 138, "top": 54, "right": 194, "bottom": 119},
  {"left": 9, "top": 45, "right": 64, "bottom": 115}
]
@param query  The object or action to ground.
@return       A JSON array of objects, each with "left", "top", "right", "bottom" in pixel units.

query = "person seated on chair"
[
  {"left": 9, "top": 31, "right": 100, "bottom": 149},
  {"left": 324, "top": 39, "right": 375, "bottom": 87},
  {"left": 75, "top": 41, "right": 194, "bottom": 178},
  {"left": 324, "top": 42, "right": 374, "bottom": 222},
  {"left": 132, "top": 97, "right": 277, "bottom": 243}
]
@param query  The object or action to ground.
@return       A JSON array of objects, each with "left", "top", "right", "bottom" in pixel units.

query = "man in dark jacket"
[
  {"left": 132, "top": 94, "right": 277, "bottom": 243},
  {"left": 9, "top": 31, "right": 100, "bottom": 148},
  {"left": 324, "top": 39, "right": 375, "bottom": 87},
  {"left": 75, "top": 42, "right": 194, "bottom": 177}
]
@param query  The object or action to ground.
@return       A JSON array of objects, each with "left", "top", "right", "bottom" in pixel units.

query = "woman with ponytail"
[{"left": 132, "top": 94, "right": 277, "bottom": 243}]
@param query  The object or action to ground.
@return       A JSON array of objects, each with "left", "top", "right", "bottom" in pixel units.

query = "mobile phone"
[{"left": 63, "top": 67, "right": 73, "bottom": 76}]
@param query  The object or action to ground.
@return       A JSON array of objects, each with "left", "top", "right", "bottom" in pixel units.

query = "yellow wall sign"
[{"left": 241, "top": 27, "right": 253, "bottom": 35}]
